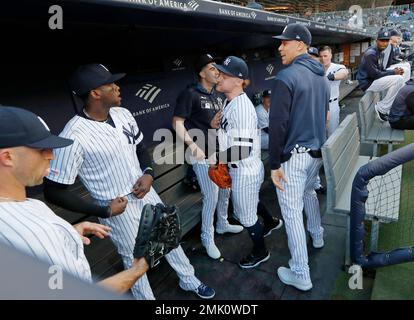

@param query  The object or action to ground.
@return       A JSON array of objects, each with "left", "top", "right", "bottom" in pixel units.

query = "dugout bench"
[
  {"left": 358, "top": 91, "right": 405, "bottom": 156},
  {"left": 321, "top": 113, "right": 402, "bottom": 266}
]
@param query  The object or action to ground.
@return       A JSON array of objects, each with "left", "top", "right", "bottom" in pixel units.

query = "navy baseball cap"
[
  {"left": 0, "top": 107, "right": 73, "bottom": 149},
  {"left": 69, "top": 64, "right": 126, "bottom": 96},
  {"left": 273, "top": 23, "right": 312, "bottom": 45},
  {"left": 214, "top": 56, "right": 249, "bottom": 80},
  {"left": 195, "top": 54, "right": 216, "bottom": 73},
  {"left": 389, "top": 29, "right": 401, "bottom": 37},
  {"left": 377, "top": 29, "right": 391, "bottom": 40},
  {"left": 262, "top": 89, "right": 271, "bottom": 97},
  {"left": 308, "top": 47, "right": 319, "bottom": 57}
]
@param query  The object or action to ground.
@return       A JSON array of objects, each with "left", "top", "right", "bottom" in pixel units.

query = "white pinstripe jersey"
[
  {"left": 218, "top": 93, "right": 261, "bottom": 166},
  {"left": 47, "top": 107, "right": 144, "bottom": 201},
  {"left": 0, "top": 199, "right": 92, "bottom": 282},
  {"left": 326, "top": 63, "right": 346, "bottom": 100}
]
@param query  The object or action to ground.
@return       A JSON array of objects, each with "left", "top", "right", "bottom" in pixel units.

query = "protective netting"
[{"left": 350, "top": 143, "right": 414, "bottom": 269}]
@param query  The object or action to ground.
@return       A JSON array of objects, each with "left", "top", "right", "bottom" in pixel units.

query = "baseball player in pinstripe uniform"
[
  {"left": 271, "top": 24, "right": 330, "bottom": 291},
  {"left": 319, "top": 46, "right": 349, "bottom": 136},
  {"left": 0, "top": 107, "right": 150, "bottom": 294},
  {"left": 255, "top": 89, "right": 271, "bottom": 150},
  {"left": 172, "top": 54, "right": 243, "bottom": 260},
  {"left": 44, "top": 64, "right": 215, "bottom": 300},
  {"left": 214, "top": 56, "right": 272, "bottom": 268}
]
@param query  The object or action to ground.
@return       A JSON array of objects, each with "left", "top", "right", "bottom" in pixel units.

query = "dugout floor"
[{"left": 147, "top": 90, "right": 368, "bottom": 300}]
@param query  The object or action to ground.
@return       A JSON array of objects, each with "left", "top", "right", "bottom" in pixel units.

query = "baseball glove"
[
  {"left": 133, "top": 203, "right": 181, "bottom": 268},
  {"left": 208, "top": 164, "right": 232, "bottom": 189}
]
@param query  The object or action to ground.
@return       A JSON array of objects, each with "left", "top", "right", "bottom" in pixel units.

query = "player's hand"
[
  {"left": 271, "top": 168, "right": 288, "bottom": 192},
  {"left": 109, "top": 197, "right": 128, "bottom": 216},
  {"left": 210, "top": 111, "right": 222, "bottom": 129},
  {"left": 189, "top": 143, "right": 206, "bottom": 161},
  {"left": 394, "top": 67, "right": 404, "bottom": 75},
  {"left": 73, "top": 222, "right": 112, "bottom": 245},
  {"left": 132, "top": 174, "right": 154, "bottom": 199}
]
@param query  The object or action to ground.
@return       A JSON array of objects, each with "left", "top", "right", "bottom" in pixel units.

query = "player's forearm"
[
  {"left": 43, "top": 179, "right": 110, "bottom": 218},
  {"left": 335, "top": 69, "right": 349, "bottom": 80},
  {"left": 136, "top": 142, "right": 153, "bottom": 174},
  {"left": 269, "top": 80, "right": 291, "bottom": 170},
  {"left": 172, "top": 116, "right": 195, "bottom": 146},
  {"left": 98, "top": 258, "right": 149, "bottom": 294}
]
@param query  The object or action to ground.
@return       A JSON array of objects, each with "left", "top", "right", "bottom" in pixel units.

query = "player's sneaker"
[
  {"left": 239, "top": 250, "right": 270, "bottom": 269},
  {"left": 263, "top": 217, "right": 283, "bottom": 237},
  {"left": 216, "top": 224, "right": 244, "bottom": 234},
  {"left": 180, "top": 283, "right": 216, "bottom": 299},
  {"left": 374, "top": 105, "right": 389, "bottom": 122},
  {"left": 312, "top": 237, "right": 324, "bottom": 249},
  {"left": 204, "top": 243, "right": 221, "bottom": 259},
  {"left": 277, "top": 267, "right": 313, "bottom": 291}
]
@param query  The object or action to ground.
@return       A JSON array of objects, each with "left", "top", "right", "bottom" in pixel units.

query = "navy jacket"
[
  {"left": 389, "top": 78, "right": 414, "bottom": 123},
  {"left": 357, "top": 46, "right": 395, "bottom": 91},
  {"left": 269, "top": 54, "right": 330, "bottom": 170}
]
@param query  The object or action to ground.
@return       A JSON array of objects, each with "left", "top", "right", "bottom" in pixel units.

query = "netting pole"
[
  {"left": 370, "top": 217, "right": 380, "bottom": 252},
  {"left": 345, "top": 215, "right": 351, "bottom": 266},
  {"left": 388, "top": 143, "right": 393, "bottom": 153},
  {"left": 373, "top": 143, "right": 378, "bottom": 157}
]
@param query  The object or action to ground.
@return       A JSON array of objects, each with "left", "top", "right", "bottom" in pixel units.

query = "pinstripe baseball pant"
[
  {"left": 97, "top": 188, "right": 201, "bottom": 300},
  {"left": 276, "top": 153, "right": 324, "bottom": 281},
  {"left": 230, "top": 160, "right": 264, "bottom": 228},
  {"left": 193, "top": 161, "right": 231, "bottom": 246}
]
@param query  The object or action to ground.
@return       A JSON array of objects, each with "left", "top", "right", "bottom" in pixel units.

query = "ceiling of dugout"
[{"left": 0, "top": 0, "right": 372, "bottom": 65}]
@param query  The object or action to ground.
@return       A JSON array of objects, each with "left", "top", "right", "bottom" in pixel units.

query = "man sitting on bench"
[{"left": 357, "top": 29, "right": 405, "bottom": 122}]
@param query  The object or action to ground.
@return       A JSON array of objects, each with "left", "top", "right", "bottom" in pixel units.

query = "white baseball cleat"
[
  {"left": 204, "top": 243, "right": 221, "bottom": 259},
  {"left": 216, "top": 224, "right": 243, "bottom": 234},
  {"left": 312, "top": 237, "right": 324, "bottom": 249},
  {"left": 277, "top": 267, "right": 313, "bottom": 291}
]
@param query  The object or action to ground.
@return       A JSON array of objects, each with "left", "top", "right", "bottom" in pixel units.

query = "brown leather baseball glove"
[{"left": 208, "top": 164, "right": 232, "bottom": 189}]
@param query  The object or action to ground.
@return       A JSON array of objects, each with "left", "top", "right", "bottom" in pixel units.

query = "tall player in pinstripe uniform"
[
  {"left": 271, "top": 24, "right": 329, "bottom": 291},
  {"left": 44, "top": 64, "right": 215, "bottom": 300},
  {"left": 173, "top": 54, "right": 243, "bottom": 260},
  {"left": 214, "top": 56, "right": 271, "bottom": 268},
  {"left": 0, "top": 107, "right": 151, "bottom": 294}
]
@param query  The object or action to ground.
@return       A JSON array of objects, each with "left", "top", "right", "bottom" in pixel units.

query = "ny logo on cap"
[
  {"left": 384, "top": 32, "right": 389, "bottom": 36},
  {"left": 207, "top": 54, "right": 213, "bottom": 59},
  {"left": 224, "top": 57, "right": 231, "bottom": 66},
  {"left": 283, "top": 26, "right": 288, "bottom": 33},
  {"left": 296, "top": 35, "right": 301, "bottom": 39}
]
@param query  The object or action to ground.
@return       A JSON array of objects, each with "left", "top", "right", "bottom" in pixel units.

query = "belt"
[
  {"left": 290, "top": 145, "right": 322, "bottom": 158},
  {"left": 329, "top": 98, "right": 338, "bottom": 103}
]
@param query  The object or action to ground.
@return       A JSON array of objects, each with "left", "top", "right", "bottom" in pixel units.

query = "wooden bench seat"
[{"left": 358, "top": 91, "right": 405, "bottom": 156}]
